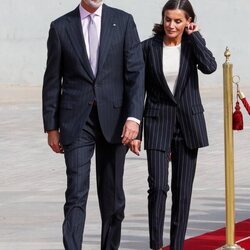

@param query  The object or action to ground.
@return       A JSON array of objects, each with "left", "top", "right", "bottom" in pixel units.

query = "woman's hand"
[
  {"left": 129, "top": 139, "right": 141, "bottom": 156},
  {"left": 185, "top": 22, "right": 199, "bottom": 35}
]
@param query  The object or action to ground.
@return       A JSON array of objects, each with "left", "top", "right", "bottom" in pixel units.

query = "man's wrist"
[{"left": 127, "top": 117, "right": 140, "bottom": 125}]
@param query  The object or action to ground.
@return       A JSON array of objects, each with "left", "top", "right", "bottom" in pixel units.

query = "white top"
[{"left": 162, "top": 43, "right": 181, "bottom": 94}]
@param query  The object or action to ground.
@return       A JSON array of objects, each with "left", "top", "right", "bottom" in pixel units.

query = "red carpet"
[{"left": 163, "top": 219, "right": 250, "bottom": 250}]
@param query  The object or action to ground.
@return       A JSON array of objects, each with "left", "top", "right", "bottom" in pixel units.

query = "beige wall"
[{"left": 0, "top": 0, "right": 249, "bottom": 86}]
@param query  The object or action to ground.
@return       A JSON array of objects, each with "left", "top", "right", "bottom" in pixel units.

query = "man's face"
[{"left": 83, "top": 0, "right": 103, "bottom": 9}]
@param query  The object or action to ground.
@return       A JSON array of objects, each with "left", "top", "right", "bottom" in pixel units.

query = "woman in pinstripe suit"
[{"left": 129, "top": 0, "right": 217, "bottom": 249}]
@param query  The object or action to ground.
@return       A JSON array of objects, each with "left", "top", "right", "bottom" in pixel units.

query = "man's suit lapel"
[
  {"left": 96, "top": 4, "right": 114, "bottom": 78},
  {"left": 66, "top": 7, "right": 94, "bottom": 81},
  {"left": 174, "top": 37, "right": 190, "bottom": 100},
  {"left": 152, "top": 36, "right": 176, "bottom": 103}
]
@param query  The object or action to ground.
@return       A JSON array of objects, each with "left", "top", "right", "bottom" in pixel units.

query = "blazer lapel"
[
  {"left": 96, "top": 4, "right": 114, "bottom": 78},
  {"left": 174, "top": 36, "right": 190, "bottom": 100},
  {"left": 66, "top": 7, "right": 94, "bottom": 80},
  {"left": 152, "top": 36, "right": 176, "bottom": 103}
]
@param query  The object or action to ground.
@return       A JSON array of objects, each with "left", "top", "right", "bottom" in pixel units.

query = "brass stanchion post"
[{"left": 216, "top": 48, "right": 244, "bottom": 250}]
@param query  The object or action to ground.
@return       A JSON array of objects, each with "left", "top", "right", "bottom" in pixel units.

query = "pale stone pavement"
[{"left": 0, "top": 84, "right": 249, "bottom": 250}]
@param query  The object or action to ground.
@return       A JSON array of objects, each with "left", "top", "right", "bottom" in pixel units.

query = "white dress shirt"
[{"left": 79, "top": 4, "right": 102, "bottom": 59}]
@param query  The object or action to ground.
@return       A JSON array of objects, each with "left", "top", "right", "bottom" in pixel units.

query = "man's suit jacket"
[
  {"left": 141, "top": 32, "right": 217, "bottom": 151},
  {"left": 42, "top": 4, "right": 144, "bottom": 145}
]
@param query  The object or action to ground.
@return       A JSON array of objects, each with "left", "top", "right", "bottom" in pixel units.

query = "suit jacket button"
[{"left": 88, "top": 101, "right": 97, "bottom": 106}]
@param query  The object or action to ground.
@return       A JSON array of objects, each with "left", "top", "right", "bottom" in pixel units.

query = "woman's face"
[{"left": 163, "top": 9, "right": 191, "bottom": 43}]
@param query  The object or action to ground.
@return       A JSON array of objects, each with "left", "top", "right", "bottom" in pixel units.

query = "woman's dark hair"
[{"left": 153, "top": 0, "right": 196, "bottom": 36}]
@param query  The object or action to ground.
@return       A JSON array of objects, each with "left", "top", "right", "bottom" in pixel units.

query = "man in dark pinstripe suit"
[
  {"left": 129, "top": 0, "right": 216, "bottom": 249},
  {"left": 42, "top": 0, "right": 144, "bottom": 249}
]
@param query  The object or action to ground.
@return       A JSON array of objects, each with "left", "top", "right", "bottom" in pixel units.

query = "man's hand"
[
  {"left": 47, "top": 130, "right": 64, "bottom": 153},
  {"left": 121, "top": 120, "right": 139, "bottom": 145},
  {"left": 129, "top": 139, "right": 141, "bottom": 156}
]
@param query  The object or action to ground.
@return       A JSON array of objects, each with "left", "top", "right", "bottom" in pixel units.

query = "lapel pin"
[{"left": 113, "top": 23, "right": 116, "bottom": 27}]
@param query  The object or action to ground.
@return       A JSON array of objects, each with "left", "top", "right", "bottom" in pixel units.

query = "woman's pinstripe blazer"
[{"left": 141, "top": 32, "right": 217, "bottom": 151}]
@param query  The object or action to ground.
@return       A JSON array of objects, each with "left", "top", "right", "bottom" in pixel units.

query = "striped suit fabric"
[
  {"left": 42, "top": 4, "right": 144, "bottom": 250},
  {"left": 141, "top": 32, "right": 217, "bottom": 249},
  {"left": 43, "top": 5, "right": 144, "bottom": 146}
]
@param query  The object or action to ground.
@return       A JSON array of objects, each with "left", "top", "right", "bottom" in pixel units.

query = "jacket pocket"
[{"left": 192, "top": 104, "right": 204, "bottom": 114}]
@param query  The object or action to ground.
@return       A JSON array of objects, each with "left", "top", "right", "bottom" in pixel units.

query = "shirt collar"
[{"left": 79, "top": 3, "right": 103, "bottom": 20}]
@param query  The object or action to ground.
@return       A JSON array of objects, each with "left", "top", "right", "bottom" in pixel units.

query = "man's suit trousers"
[{"left": 62, "top": 106, "right": 127, "bottom": 250}]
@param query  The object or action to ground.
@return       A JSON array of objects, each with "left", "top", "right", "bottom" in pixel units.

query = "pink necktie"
[{"left": 88, "top": 14, "right": 98, "bottom": 76}]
